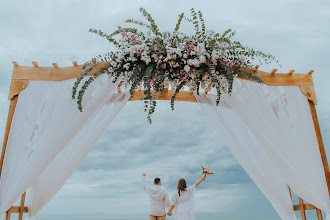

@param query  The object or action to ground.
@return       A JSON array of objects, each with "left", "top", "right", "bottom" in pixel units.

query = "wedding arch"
[{"left": 0, "top": 61, "right": 329, "bottom": 220}]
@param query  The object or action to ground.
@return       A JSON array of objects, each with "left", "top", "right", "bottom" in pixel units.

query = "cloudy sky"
[{"left": 1, "top": 0, "right": 330, "bottom": 219}]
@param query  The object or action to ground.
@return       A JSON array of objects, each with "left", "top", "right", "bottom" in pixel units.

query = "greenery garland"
[{"left": 72, "top": 8, "right": 279, "bottom": 124}]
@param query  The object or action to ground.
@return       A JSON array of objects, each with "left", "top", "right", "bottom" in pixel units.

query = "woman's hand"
[{"left": 167, "top": 211, "right": 172, "bottom": 216}]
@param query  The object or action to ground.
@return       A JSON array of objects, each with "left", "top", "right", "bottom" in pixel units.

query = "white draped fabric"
[
  {"left": 195, "top": 79, "right": 330, "bottom": 219},
  {"left": 0, "top": 75, "right": 129, "bottom": 217}
]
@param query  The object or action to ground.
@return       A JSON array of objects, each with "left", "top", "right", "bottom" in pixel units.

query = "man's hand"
[
  {"left": 167, "top": 211, "right": 172, "bottom": 216},
  {"left": 142, "top": 173, "right": 146, "bottom": 176}
]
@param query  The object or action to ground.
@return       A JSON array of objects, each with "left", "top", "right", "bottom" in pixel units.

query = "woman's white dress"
[{"left": 171, "top": 184, "right": 196, "bottom": 220}]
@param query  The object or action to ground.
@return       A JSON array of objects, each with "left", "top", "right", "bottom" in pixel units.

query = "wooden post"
[
  {"left": 316, "top": 208, "right": 323, "bottom": 220},
  {"left": 299, "top": 197, "right": 307, "bottom": 220},
  {"left": 18, "top": 192, "right": 26, "bottom": 220},
  {"left": 308, "top": 100, "right": 330, "bottom": 197}
]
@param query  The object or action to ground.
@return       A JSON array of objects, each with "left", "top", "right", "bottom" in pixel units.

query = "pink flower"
[
  {"left": 136, "top": 51, "right": 142, "bottom": 56},
  {"left": 191, "top": 68, "right": 196, "bottom": 72},
  {"left": 173, "top": 38, "right": 177, "bottom": 45},
  {"left": 212, "top": 60, "right": 217, "bottom": 65},
  {"left": 171, "top": 55, "right": 177, "bottom": 60}
]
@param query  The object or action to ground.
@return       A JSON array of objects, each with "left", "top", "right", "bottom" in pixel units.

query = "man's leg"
[
  {"left": 156, "top": 214, "right": 166, "bottom": 220},
  {"left": 149, "top": 214, "right": 157, "bottom": 220}
]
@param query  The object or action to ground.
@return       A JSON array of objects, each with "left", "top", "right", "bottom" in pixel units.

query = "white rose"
[
  {"left": 184, "top": 65, "right": 190, "bottom": 73},
  {"left": 199, "top": 55, "right": 206, "bottom": 63}
]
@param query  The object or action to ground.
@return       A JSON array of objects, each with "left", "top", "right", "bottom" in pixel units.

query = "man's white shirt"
[{"left": 141, "top": 176, "right": 170, "bottom": 216}]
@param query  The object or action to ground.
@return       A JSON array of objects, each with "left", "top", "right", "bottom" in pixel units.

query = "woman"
[{"left": 167, "top": 173, "right": 208, "bottom": 220}]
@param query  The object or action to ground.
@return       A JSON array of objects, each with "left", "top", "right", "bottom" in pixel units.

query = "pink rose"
[
  {"left": 136, "top": 51, "right": 142, "bottom": 56},
  {"left": 171, "top": 55, "right": 177, "bottom": 60}
]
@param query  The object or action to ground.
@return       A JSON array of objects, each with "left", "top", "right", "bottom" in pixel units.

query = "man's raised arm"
[{"left": 141, "top": 173, "right": 147, "bottom": 191}]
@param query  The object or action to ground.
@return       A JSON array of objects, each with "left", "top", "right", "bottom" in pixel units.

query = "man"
[{"left": 141, "top": 173, "right": 170, "bottom": 220}]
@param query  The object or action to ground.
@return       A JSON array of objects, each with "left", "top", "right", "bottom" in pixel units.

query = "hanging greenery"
[{"left": 72, "top": 8, "right": 279, "bottom": 124}]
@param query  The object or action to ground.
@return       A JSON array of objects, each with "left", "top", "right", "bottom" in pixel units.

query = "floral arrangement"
[
  {"left": 201, "top": 166, "right": 214, "bottom": 175},
  {"left": 72, "top": 8, "right": 278, "bottom": 124}
]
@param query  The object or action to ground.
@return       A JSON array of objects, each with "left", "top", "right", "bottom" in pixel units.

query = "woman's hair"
[{"left": 177, "top": 178, "right": 187, "bottom": 197}]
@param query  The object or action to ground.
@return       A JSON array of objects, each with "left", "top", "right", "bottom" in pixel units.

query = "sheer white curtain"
[
  {"left": 0, "top": 75, "right": 129, "bottom": 217},
  {"left": 195, "top": 79, "right": 330, "bottom": 219},
  {"left": 26, "top": 91, "right": 130, "bottom": 218}
]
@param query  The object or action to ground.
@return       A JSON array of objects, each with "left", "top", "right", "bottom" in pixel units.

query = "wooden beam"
[
  {"left": 129, "top": 90, "right": 197, "bottom": 103},
  {"left": 7, "top": 206, "right": 28, "bottom": 213},
  {"left": 32, "top": 61, "right": 39, "bottom": 67},
  {"left": 300, "top": 86, "right": 317, "bottom": 105},
  {"left": 299, "top": 197, "right": 307, "bottom": 220},
  {"left": 287, "top": 70, "right": 295, "bottom": 75},
  {"left": 270, "top": 69, "right": 277, "bottom": 75},
  {"left": 288, "top": 186, "right": 292, "bottom": 200},
  {"left": 18, "top": 192, "right": 26, "bottom": 220},
  {"left": 52, "top": 63, "right": 59, "bottom": 68},
  {"left": 0, "top": 96, "right": 18, "bottom": 179},
  {"left": 8, "top": 80, "right": 29, "bottom": 100},
  {"left": 72, "top": 61, "right": 78, "bottom": 66},
  {"left": 316, "top": 208, "right": 323, "bottom": 220},
  {"left": 309, "top": 101, "right": 330, "bottom": 199},
  {"left": 11, "top": 63, "right": 314, "bottom": 86},
  {"left": 5, "top": 205, "right": 28, "bottom": 220},
  {"left": 5, "top": 211, "right": 10, "bottom": 220},
  {"left": 293, "top": 203, "right": 317, "bottom": 211},
  {"left": 12, "top": 61, "right": 19, "bottom": 67},
  {"left": 308, "top": 70, "right": 314, "bottom": 75}
]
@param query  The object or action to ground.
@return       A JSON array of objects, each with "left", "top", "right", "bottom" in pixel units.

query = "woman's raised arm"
[{"left": 195, "top": 173, "right": 207, "bottom": 188}]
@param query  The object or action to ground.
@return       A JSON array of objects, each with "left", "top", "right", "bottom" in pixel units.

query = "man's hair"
[{"left": 154, "top": 177, "right": 161, "bottom": 184}]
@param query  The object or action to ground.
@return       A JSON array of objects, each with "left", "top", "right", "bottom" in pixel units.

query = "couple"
[{"left": 141, "top": 172, "right": 209, "bottom": 220}]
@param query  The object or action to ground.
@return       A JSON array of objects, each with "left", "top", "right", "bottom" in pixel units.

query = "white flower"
[{"left": 184, "top": 65, "right": 190, "bottom": 73}]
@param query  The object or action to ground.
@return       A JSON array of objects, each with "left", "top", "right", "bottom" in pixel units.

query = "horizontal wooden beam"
[
  {"left": 293, "top": 203, "right": 317, "bottom": 211},
  {"left": 6, "top": 206, "right": 28, "bottom": 213},
  {"left": 11, "top": 62, "right": 314, "bottom": 87},
  {"left": 129, "top": 90, "right": 198, "bottom": 103}
]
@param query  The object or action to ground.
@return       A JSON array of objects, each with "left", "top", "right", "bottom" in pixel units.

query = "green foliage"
[
  {"left": 175, "top": 13, "right": 184, "bottom": 32},
  {"left": 139, "top": 7, "right": 161, "bottom": 36}
]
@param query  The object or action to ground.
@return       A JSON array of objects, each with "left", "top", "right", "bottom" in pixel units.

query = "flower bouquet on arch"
[{"left": 201, "top": 166, "right": 214, "bottom": 175}]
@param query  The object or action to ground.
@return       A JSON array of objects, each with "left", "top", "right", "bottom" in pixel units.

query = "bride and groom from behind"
[{"left": 141, "top": 172, "right": 210, "bottom": 220}]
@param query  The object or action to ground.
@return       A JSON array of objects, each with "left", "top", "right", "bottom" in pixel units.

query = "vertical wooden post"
[
  {"left": 0, "top": 96, "right": 18, "bottom": 178},
  {"left": 299, "top": 197, "right": 307, "bottom": 220},
  {"left": 288, "top": 186, "right": 292, "bottom": 200},
  {"left": 18, "top": 192, "right": 26, "bottom": 220},
  {"left": 316, "top": 208, "right": 323, "bottom": 220},
  {"left": 5, "top": 209, "right": 11, "bottom": 220},
  {"left": 308, "top": 101, "right": 330, "bottom": 197}
]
